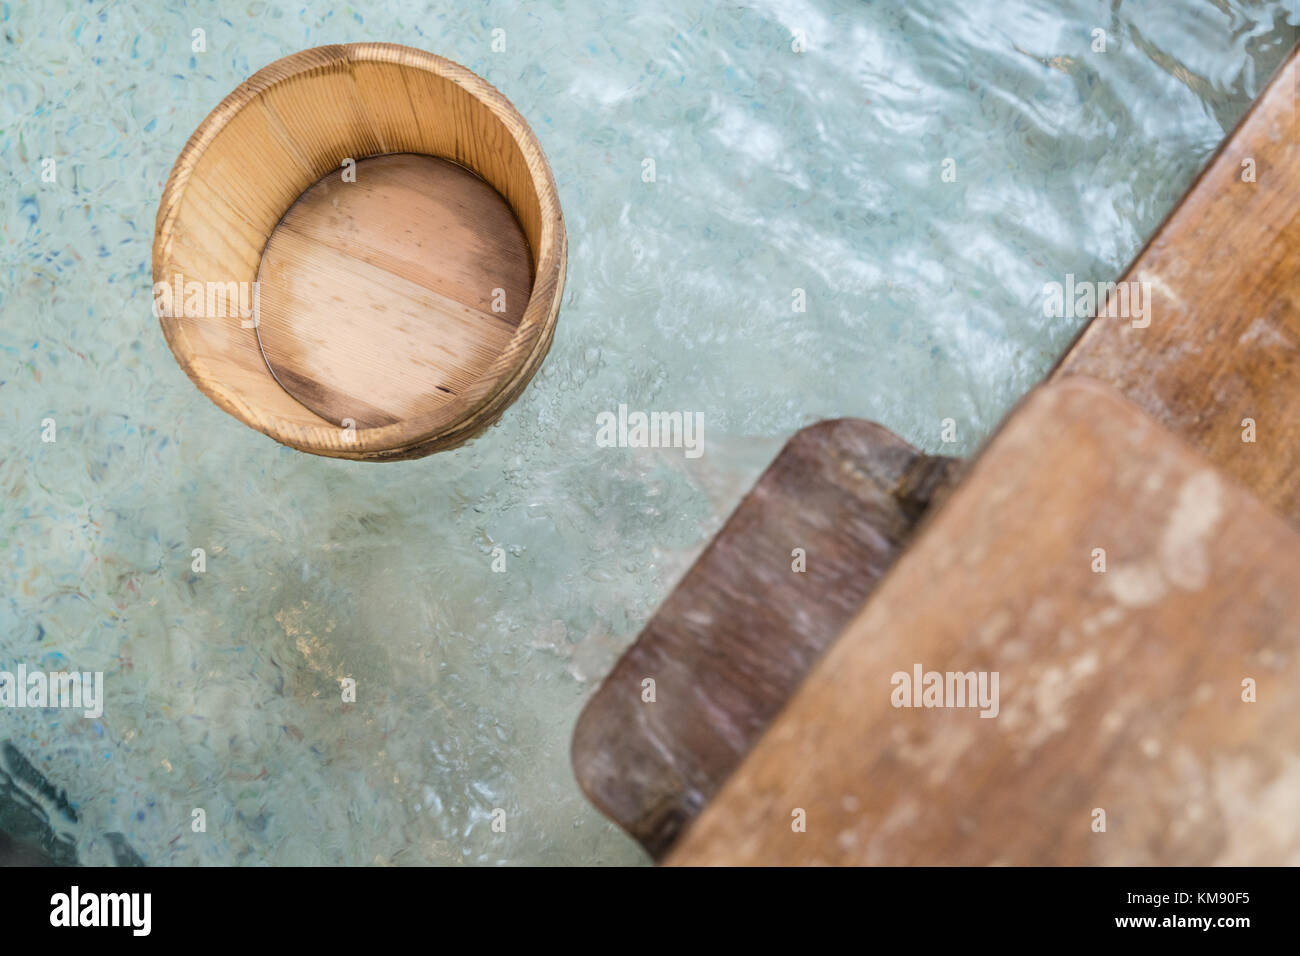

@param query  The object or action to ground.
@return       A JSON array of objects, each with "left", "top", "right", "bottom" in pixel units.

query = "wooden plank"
[
  {"left": 571, "top": 421, "right": 959, "bottom": 857},
  {"left": 1052, "top": 46, "right": 1300, "bottom": 520},
  {"left": 667, "top": 378, "right": 1300, "bottom": 866}
]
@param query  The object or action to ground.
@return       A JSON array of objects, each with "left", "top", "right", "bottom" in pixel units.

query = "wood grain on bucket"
[{"left": 154, "top": 44, "right": 565, "bottom": 459}]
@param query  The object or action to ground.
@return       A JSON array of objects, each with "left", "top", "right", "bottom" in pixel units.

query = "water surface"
[{"left": 0, "top": 0, "right": 1296, "bottom": 864}]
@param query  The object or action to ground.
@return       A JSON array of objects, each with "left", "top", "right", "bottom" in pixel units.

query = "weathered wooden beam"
[
  {"left": 1052, "top": 45, "right": 1300, "bottom": 520},
  {"left": 667, "top": 379, "right": 1300, "bottom": 866}
]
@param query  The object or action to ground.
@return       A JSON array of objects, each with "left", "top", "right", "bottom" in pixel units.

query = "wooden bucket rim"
[{"left": 153, "top": 43, "right": 566, "bottom": 459}]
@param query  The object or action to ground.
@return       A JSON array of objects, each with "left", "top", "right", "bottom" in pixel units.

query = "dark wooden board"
[{"left": 571, "top": 420, "right": 959, "bottom": 857}]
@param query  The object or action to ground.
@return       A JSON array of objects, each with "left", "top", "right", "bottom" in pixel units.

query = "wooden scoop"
[{"left": 573, "top": 43, "right": 1300, "bottom": 859}]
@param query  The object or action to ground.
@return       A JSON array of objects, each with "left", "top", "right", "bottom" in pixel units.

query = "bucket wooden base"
[{"left": 256, "top": 154, "right": 535, "bottom": 430}]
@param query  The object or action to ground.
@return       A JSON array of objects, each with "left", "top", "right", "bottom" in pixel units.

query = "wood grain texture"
[
  {"left": 667, "top": 378, "right": 1300, "bottom": 866},
  {"left": 1052, "top": 45, "right": 1300, "bottom": 520},
  {"left": 153, "top": 44, "right": 565, "bottom": 459},
  {"left": 256, "top": 154, "right": 532, "bottom": 429},
  {"left": 571, "top": 420, "right": 960, "bottom": 857}
]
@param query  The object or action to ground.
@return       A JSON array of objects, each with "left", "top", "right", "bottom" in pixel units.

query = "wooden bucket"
[{"left": 153, "top": 44, "right": 565, "bottom": 460}]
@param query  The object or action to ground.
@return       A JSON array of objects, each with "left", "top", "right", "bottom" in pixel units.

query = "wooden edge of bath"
[
  {"left": 666, "top": 377, "right": 1300, "bottom": 866},
  {"left": 571, "top": 419, "right": 961, "bottom": 857},
  {"left": 153, "top": 43, "right": 566, "bottom": 460},
  {"left": 1050, "top": 42, "right": 1300, "bottom": 520}
]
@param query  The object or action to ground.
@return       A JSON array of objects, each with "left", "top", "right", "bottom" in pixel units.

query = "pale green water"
[{"left": 0, "top": 0, "right": 1296, "bottom": 864}]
